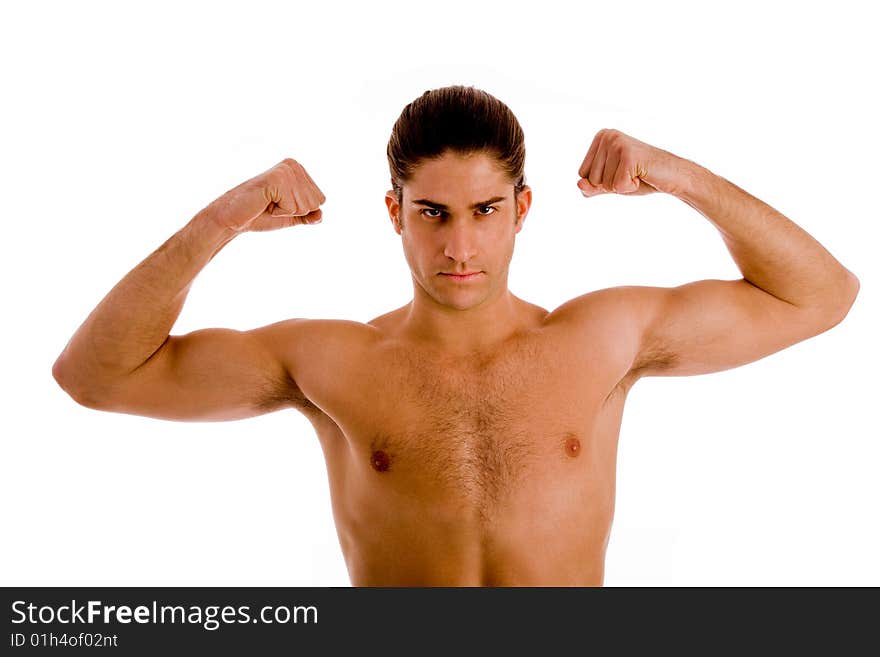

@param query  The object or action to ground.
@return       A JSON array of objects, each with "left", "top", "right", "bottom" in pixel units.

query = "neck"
[{"left": 401, "top": 280, "right": 528, "bottom": 354}]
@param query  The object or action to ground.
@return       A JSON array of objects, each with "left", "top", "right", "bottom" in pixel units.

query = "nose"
[{"left": 442, "top": 220, "right": 479, "bottom": 263}]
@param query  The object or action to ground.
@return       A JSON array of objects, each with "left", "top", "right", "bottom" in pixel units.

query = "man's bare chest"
[{"left": 316, "top": 332, "right": 625, "bottom": 513}]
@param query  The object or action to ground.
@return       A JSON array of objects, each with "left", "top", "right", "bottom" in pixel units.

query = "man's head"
[{"left": 384, "top": 85, "right": 532, "bottom": 311}]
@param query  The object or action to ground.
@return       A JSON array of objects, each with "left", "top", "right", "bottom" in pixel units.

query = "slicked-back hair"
[{"left": 386, "top": 85, "right": 527, "bottom": 210}]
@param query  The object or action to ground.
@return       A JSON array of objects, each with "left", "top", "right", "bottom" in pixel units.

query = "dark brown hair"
[{"left": 386, "top": 85, "right": 527, "bottom": 206}]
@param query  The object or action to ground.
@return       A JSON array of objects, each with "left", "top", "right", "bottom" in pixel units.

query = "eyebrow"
[{"left": 411, "top": 196, "right": 507, "bottom": 210}]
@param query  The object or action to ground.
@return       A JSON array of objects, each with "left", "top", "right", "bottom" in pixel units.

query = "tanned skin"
[{"left": 53, "top": 129, "right": 859, "bottom": 585}]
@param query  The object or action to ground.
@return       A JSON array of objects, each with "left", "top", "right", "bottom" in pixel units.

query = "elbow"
[
  {"left": 849, "top": 272, "right": 861, "bottom": 299},
  {"left": 800, "top": 273, "right": 860, "bottom": 331},
  {"left": 52, "top": 354, "right": 72, "bottom": 393},
  {"left": 839, "top": 272, "right": 860, "bottom": 316},
  {"left": 52, "top": 356, "right": 106, "bottom": 410},
  {"left": 52, "top": 353, "right": 71, "bottom": 387},
  {"left": 824, "top": 273, "right": 860, "bottom": 327}
]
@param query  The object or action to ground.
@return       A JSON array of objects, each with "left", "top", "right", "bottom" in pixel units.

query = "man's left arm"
[{"left": 572, "top": 129, "right": 860, "bottom": 379}]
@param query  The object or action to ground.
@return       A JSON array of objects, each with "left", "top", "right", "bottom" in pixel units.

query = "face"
[{"left": 385, "top": 151, "right": 532, "bottom": 311}]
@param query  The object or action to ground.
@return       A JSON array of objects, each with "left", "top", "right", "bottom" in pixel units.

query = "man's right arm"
[{"left": 52, "top": 158, "right": 335, "bottom": 421}]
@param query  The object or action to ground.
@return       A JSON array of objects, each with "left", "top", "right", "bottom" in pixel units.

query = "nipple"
[
  {"left": 564, "top": 435, "right": 581, "bottom": 458},
  {"left": 370, "top": 449, "right": 391, "bottom": 472}
]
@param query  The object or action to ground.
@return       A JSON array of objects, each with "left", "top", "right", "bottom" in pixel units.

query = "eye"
[{"left": 418, "top": 206, "right": 497, "bottom": 219}]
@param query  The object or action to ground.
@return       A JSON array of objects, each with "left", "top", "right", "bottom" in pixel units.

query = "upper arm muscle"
[
  {"left": 96, "top": 320, "right": 305, "bottom": 422},
  {"left": 623, "top": 278, "right": 835, "bottom": 379}
]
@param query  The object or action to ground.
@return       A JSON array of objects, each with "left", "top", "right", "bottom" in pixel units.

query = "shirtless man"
[{"left": 52, "top": 86, "right": 859, "bottom": 586}]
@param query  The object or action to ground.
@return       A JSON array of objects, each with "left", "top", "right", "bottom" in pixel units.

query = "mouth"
[{"left": 439, "top": 271, "right": 483, "bottom": 281}]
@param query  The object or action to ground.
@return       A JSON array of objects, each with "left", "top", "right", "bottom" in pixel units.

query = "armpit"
[
  {"left": 255, "top": 367, "right": 322, "bottom": 416},
  {"left": 628, "top": 335, "right": 679, "bottom": 378}
]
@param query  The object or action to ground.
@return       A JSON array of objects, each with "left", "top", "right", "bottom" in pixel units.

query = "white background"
[{"left": 2, "top": 0, "right": 877, "bottom": 586}]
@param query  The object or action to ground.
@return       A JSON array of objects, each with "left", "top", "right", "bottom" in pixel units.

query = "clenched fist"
[
  {"left": 577, "top": 129, "right": 690, "bottom": 198},
  {"left": 201, "top": 158, "right": 327, "bottom": 234}
]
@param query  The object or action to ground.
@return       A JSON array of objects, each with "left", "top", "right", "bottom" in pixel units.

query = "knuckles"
[
  {"left": 277, "top": 158, "right": 307, "bottom": 182},
  {"left": 269, "top": 157, "right": 325, "bottom": 207},
  {"left": 602, "top": 128, "right": 625, "bottom": 146}
]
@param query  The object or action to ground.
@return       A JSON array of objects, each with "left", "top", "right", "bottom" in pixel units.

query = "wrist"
[
  {"left": 189, "top": 207, "right": 240, "bottom": 246},
  {"left": 670, "top": 158, "right": 717, "bottom": 205},
  {"left": 183, "top": 210, "right": 239, "bottom": 263}
]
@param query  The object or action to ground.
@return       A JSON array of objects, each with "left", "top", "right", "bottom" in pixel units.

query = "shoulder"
[
  {"left": 250, "top": 317, "right": 382, "bottom": 382},
  {"left": 246, "top": 317, "right": 384, "bottom": 418},
  {"left": 253, "top": 316, "right": 380, "bottom": 349},
  {"left": 365, "top": 303, "right": 411, "bottom": 332},
  {"left": 543, "top": 285, "right": 669, "bottom": 387},
  {"left": 544, "top": 285, "right": 663, "bottom": 333}
]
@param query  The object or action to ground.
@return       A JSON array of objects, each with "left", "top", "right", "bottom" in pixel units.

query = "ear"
[
  {"left": 385, "top": 190, "right": 403, "bottom": 235},
  {"left": 514, "top": 185, "right": 532, "bottom": 234}
]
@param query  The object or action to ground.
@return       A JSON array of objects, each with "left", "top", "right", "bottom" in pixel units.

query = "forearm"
[
  {"left": 674, "top": 160, "right": 859, "bottom": 311},
  {"left": 53, "top": 210, "right": 237, "bottom": 393}
]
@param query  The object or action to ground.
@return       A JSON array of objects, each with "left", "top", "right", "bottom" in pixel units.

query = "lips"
[{"left": 439, "top": 271, "right": 483, "bottom": 281}]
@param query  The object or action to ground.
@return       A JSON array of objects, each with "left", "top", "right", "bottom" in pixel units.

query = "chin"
[
  {"left": 434, "top": 290, "right": 489, "bottom": 311},
  {"left": 418, "top": 273, "right": 492, "bottom": 310}
]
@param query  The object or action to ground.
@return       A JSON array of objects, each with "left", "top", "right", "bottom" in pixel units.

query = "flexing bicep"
[
  {"left": 625, "top": 278, "right": 844, "bottom": 379},
  {"left": 71, "top": 316, "right": 377, "bottom": 423},
  {"left": 90, "top": 320, "right": 304, "bottom": 422}
]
